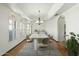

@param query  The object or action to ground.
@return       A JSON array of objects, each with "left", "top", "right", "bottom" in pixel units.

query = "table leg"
[{"left": 34, "top": 39, "right": 38, "bottom": 55}]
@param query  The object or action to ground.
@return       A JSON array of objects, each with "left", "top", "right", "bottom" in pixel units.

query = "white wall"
[
  {"left": 61, "top": 4, "right": 79, "bottom": 35},
  {"left": 44, "top": 16, "right": 59, "bottom": 41},
  {"left": 45, "top": 4, "right": 79, "bottom": 41},
  {"left": 0, "top": 4, "right": 27, "bottom": 55}
]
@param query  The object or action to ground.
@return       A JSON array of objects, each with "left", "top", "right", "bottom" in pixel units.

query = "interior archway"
[{"left": 57, "top": 15, "right": 66, "bottom": 42}]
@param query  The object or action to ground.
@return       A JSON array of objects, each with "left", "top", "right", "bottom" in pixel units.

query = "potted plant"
[{"left": 66, "top": 32, "right": 79, "bottom": 56}]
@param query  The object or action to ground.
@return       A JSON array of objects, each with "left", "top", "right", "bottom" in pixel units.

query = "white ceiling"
[
  {"left": 8, "top": 3, "right": 53, "bottom": 21},
  {"left": 17, "top": 3, "right": 53, "bottom": 20},
  {"left": 56, "top": 3, "right": 76, "bottom": 14},
  {"left": 6, "top": 3, "right": 76, "bottom": 23}
]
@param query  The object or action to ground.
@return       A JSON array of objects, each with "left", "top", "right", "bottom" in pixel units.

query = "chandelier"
[{"left": 35, "top": 10, "right": 44, "bottom": 25}]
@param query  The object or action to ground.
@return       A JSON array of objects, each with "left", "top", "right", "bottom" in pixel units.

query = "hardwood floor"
[
  {"left": 3, "top": 37, "right": 68, "bottom": 56},
  {"left": 50, "top": 39, "right": 68, "bottom": 56},
  {"left": 17, "top": 41, "right": 62, "bottom": 56},
  {"left": 3, "top": 39, "right": 27, "bottom": 56}
]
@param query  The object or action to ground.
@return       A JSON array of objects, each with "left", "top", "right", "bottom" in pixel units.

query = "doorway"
[{"left": 57, "top": 16, "right": 66, "bottom": 42}]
